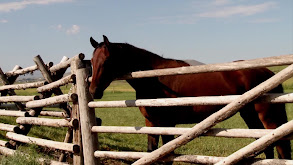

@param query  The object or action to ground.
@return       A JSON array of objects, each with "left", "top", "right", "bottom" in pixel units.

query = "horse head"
[{"left": 89, "top": 35, "right": 116, "bottom": 99}]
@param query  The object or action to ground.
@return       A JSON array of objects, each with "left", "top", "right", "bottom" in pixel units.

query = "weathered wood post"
[
  {"left": 133, "top": 63, "right": 293, "bottom": 165},
  {"left": 69, "top": 57, "right": 84, "bottom": 165},
  {"left": 33, "top": 55, "right": 71, "bottom": 117},
  {"left": 76, "top": 64, "right": 100, "bottom": 165},
  {"left": 0, "top": 67, "right": 26, "bottom": 111}
]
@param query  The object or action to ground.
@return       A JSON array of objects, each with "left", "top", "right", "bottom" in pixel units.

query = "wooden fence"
[
  {"left": 0, "top": 54, "right": 85, "bottom": 164},
  {"left": 2, "top": 54, "right": 293, "bottom": 165},
  {"left": 77, "top": 54, "right": 293, "bottom": 165}
]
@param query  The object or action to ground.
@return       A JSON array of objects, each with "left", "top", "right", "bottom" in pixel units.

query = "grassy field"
[{"left": 0, "top": 66, "right": 293, "bottom": 164}]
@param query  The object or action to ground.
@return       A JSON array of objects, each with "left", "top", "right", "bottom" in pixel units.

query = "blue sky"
[{"left": 0, "top": 0, "right": 292, "bottom": 72}]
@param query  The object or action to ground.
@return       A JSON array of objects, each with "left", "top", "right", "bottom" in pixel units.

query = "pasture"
[{"left": 0, "top": 66, "right": 293, "bottom": 164}]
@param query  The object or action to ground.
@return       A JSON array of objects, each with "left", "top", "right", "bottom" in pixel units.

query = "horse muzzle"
[
  {"left": 89, "top": 88, "right": 104, "bottom": 99},
  {"left": 94, "top": 91, "right": 103, "bottom": 99}
]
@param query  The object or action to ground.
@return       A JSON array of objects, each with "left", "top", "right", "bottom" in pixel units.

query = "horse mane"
[{"left": 114, "top": 42, "right": 190, "bottom": 67}]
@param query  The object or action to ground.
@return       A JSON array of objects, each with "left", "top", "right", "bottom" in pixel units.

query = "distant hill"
[
  {"left": 16, "top": 70, "right": 44, "bottom": 82},
  {"left": 184, "top": 60, "right": 205, "bottom": 66}
]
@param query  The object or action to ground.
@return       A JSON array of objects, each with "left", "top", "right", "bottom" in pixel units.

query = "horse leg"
[
  {"left": 255, "top": 103, "right": 291, "bottom": 159},
  {"left": 157, "top": 123, "right": 176, "bottom": 165},
  {"left": 161, "top": 123, "right": 176, "bottom": 146},
  {"left": 145, "top": 118, "right": 160, "bottom": 152},
  {"left": 239, "top": 104, "right": 274, "bottom": 158},
  {"left": 146, "top": 119, "right": 175, "bottom": 164},
  {"left": 147, "top": 134, "right": 159, "bottom": 152},
  {"left": 162, "top": 135, "right": 175, "bottom": 145}
]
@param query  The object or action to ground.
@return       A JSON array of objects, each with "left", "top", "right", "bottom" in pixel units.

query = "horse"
[{"left": 89, "top": 35, "right": 291, "bottom": 160}]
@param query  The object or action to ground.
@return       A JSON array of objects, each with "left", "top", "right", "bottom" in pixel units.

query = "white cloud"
[
  {"left": 0, "top": 19, "right": 8, "bottom": 23},
  {"left": 149, "top": 15, "right": 199, "bottom": 25},
  {"left": 51, "top": 24, "right": 80, "bottom": 35},
  {"left": 211, "top": 0, "right": 231, "bottom": 6},
  {"left": 66, "top": 25, "right": 80, "bottom": 35},
  {"left": 249, "top": 18, "right": 279, "bottom": 23},
  {"left": 148, "top": 1, "right": 278, "bottom": 25},
  {"left": 198, "top": 2, "right": 277, "bottom": 18},
  {"left": 0, "top": 0, "right": 73, "bottom": 13},
  {"left": 56, "top": 24, "right": 63, "bottom": 30},
  {"left": 51, "top": 24, "right": 63, "bottom": 31}
]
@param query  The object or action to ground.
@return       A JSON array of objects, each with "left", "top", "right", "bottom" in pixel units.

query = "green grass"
[
  {"left": 0, "top": 152, "right": 39, "bottom": 165},
  {"left": 1, "top": 66, "right": 293, "bottom": 164}
]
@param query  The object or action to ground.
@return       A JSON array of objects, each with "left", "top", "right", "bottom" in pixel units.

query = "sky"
[{"left": 0, "top": 0, "right": 292, "bottom": 72}]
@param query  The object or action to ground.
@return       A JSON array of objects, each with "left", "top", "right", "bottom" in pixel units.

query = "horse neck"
[
  {"left": 121, "top": 45, "right": 189, "bottom": 92},
  {"left": 121, "top": 44, "right": 188, "bottom": 71}
]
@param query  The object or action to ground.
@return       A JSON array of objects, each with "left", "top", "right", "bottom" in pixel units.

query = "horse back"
[{"left": 158, "top": 67, "right": 280, "bottom": 98}]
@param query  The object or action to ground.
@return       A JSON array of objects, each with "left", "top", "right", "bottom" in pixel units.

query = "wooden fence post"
[
  {"left": 70, "top": 58, "right": 84, "bottom": 165},
  {"left": 133, "top": 63, "right": 293, "bottom": 165},
  {"left": 0, "top": 67, "right": 26, "bottom": 111},
  {"left": 33, "top": 55, "right": 71, "bottom": 117},
  {"left": 76, "top": 66, "right": 99, "bottom": 165}
]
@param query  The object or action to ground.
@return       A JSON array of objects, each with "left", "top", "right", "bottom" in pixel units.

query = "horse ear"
[
  {"left": 90, "top": 37, "right": 99, "bottom": 48},
  {"left": 103, "top": 35, "right": 110, "bottom": 46}
]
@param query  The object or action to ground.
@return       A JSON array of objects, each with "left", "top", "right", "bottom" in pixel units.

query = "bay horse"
[{"left": 89, "top": 35, "right": 291, "bottom": 159}]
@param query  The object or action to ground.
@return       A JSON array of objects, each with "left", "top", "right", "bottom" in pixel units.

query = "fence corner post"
[{"left": 76, "top": 65, "right": 100, "bottom": 165}]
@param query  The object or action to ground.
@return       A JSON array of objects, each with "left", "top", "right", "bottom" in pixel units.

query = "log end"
[
  {"left": 13, "top": 126, "right": 21, "bottom": 134},
  {"left": 70, "top": 93, "right": 78, "bottom": 103},
  {"left": 71, "top": 74, "right": 76, "bottom": 84},
  {"left": 44, "top": 81, "right": 49, "bottom": 86},
  {"left": 73, "top": 144, "right": 80, "bottom": 154},
  {"left": 48, "top": 62, "right": 54, "bottom": 68},
  {"left": 28, "top": 110, "right": 36, "bottom": 117},
  {"left": 24, "top": 112, "right": 30, "bottom": 117},
  {"left": 34, "top": 95, "right": 40, "bottom": 100},
  {"left": 78, "top": 53, "right": 85, "bottom": 60},
  {"left": 5, "top": 140, "right": 16, "bottom": 150},
  {"left": 71, "top": 118, "right": 79, "bottom": 128}
]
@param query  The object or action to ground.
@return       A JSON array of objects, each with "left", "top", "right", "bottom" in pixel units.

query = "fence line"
[{"left": 0, "top": 54, "right": 83, "bottom": 164}]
